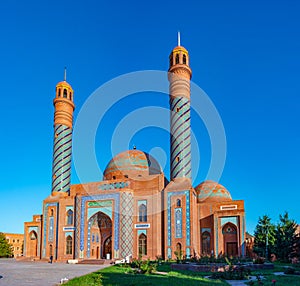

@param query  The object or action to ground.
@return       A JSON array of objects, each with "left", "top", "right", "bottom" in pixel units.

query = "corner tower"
[
  {"left": 51, "top": 70, "right": 75, "bottom": 195},
  {"left": 168, "top": 33, "right": 192, "bottom": 180}
]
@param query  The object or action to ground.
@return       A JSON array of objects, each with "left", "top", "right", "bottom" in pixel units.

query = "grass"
[
  {"left": 65, "top": 263, "right": 229, "bottom": 286},
  {"left": 65, "top": 262, "right": 300, "bottom": 286},
  {"left": 245, "top": 274, "right": 300, "bottom": 286},
  {"left": 245, "top": 263, "right": 300, "bottom": 286}
]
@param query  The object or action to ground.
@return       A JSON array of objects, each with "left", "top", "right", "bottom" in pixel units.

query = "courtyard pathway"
[{"left": 0, "top": 258, "right": 108, "bottom": 286}]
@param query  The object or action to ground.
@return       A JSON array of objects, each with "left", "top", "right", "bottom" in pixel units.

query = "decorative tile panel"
[
  {"left": 42, "top": 202, "right": 58, "bottom": 258},
  {"left": 120, "top": 192, "right": 134, "bottom": 258},
  {"left": 48, "top": 217, "right": 54, "bottom": 242},
  {"left": 167, "top": 191, "right": 190, "bottom": 246},
  {"left": 175, "top": 208, "right": 182, "bottom": 238},
  {"left": 98, "top": 182, "right": 129, "bottom": 191}
]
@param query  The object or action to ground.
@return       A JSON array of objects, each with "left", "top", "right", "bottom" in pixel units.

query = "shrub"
[
  {"left": 284, "top": 267, "right": 295, "bottom": 274},
  {"left": 130, "top": 257, "right": 157, "bottom": 274},
  {"left": 253, "top": 257, "right": 265, "bottom": 264}
]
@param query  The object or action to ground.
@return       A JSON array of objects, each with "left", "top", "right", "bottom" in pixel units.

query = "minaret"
[
  {"left": 168, "top": 33, "right": 192, "bottom": 180},
  {"left": 51, "top": 69, "right": 75, "bottom": 195}
]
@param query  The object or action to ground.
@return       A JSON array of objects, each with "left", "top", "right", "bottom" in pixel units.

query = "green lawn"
[
  {"left": 65, "top": 264, "right": 229, "bottom": 286},
  {"left": 245, "top": 264, "right": 300, "bottom": 286},
  {"left": 245, "top": 274, "right": 300, "bottom": 286},
  {"left": 65, "top": 262, "right": 300, "bottom": 286}
]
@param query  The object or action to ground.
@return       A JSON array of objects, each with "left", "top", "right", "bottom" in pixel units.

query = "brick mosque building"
[{"left": 24, "top": 38, "right": 246, "bottom": 262}]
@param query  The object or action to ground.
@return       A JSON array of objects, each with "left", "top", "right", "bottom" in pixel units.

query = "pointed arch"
[
  {"left": 222, "top": 223, "right": 238, "bottom": 256},
  {"left": 138, "top": 233, "right": 147, "bottom": 256},
  {"left": 201, "top": 231, "right": 211, "bottom": 255},
  {"left": 138, "top": 204, "right": 147, "bottom": 222},
  {"left": 63, "top": 88, "right": 68, "bottom": 98},
  {"left": 87, "top": 211, "right": 113, "bottom": 259},
  {"left": 66, "top": 209, "right": 73, "bottom": 225},
  {"left": 66, "top": 235, "right": 73, "bottom": 255},
  {"left": 28, "top": 230, "right": 38, "bottom": 257}
]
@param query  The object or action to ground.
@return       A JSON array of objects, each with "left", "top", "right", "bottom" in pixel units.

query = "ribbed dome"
[
  {"left": 103, "top": 150, "right": 162, "bottom": 180},
  {"left": 195, "top": 180, "right": 232, "bottom": 203}
]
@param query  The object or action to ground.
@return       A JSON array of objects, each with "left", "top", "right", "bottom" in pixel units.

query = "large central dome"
[{"left": 103, "top": 150, "right": 162, "bottom": 180}]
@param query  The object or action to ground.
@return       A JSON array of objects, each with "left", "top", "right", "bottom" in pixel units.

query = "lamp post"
[{"left": 265, "top": 225, "right": 269, "bottom": 260}]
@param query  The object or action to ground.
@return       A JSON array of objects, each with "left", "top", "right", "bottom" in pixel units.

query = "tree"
[
  {"left": 253, "top": 215, "right": 276, "bottom": 259},
  {"left": 0, "top": 232, "right": 13, "bottom": 257},
  {"left": 274, "top": 212, "right": 298, "bottom": 262},
  {"left": 292, "top": 232, "right": 300, "bottom": 260}
]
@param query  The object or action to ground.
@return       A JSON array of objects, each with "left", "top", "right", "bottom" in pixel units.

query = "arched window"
[
  {"left": 138, "top": 233, "right": 147, "bottom": 256},
  {"left": 66, "top": 235, "right": 72, "bottom": 255},
  {"left": 63, "top": 89, "right": 68, "bottom": 98},
  {"left": 183, "top": 54, "right": 187, "bottom": 64},
  {"left": 66, "top": 209, "right": 73, "bottom": 225},
  {"left": 58, "top": 88, "right": 61, "bottom": 97},
  {"left": 176, "top": 242, "right": 182, "bottom": 253},
  {"left": 139, "top": 204, "right": 147, "bottom": 222},
  {"left": 176, "top": 199, "right": 181, "bottom": 207},
  {"left": 202, "top": 231, "right": 211, "bottom": 255},
  {"left": 175, "top": 54, "right": 179, "bottom": 64},
  {"left": 69, "top": 92, "right": 72, "bottom": 100},
  {"left": 170, "top": 56, "right": 173, "bottom": 67},
  {"left": 50, "top": 209, "right": 54, "bottom": 217}
]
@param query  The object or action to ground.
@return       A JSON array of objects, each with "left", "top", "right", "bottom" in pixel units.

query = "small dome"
[
  {"left": 195, "top": 180, "right": 232, "bottom": 203},
  {"left": 103, "top": 150, "right": 162, "bottom": 180},
  {"left": 56, "top": 80, "right": 73, "bottom": 91},
  {"left": 172, "top": 45, "right": 189, "bottom": 54}
]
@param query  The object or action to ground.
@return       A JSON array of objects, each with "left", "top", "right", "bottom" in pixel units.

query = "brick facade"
[{"left": 23, "top": 39, "right": 246, "bottom": 262}]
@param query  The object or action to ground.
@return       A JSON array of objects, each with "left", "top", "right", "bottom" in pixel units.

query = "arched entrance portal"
[
  {"left": 222, "top": 223, "right": 238, "bottom": 257},
  {"left": 88, "top": 211, "right": 112, "bottom": 259},
  {"left": 28, "top": 230, "right": 38, "bottom": 257},
  {"left": 201, "top": 231, "right": 211, "bottom": 255}
]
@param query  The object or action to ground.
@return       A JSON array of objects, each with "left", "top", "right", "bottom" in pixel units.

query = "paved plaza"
[{"left": 0, "top": 258, "right": 108, "bottom": 286}]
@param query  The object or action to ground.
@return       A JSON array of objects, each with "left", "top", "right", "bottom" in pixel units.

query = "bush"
[
  {"left": 130, "top": 257, "right": 157, "bottom": 274},
  {"left": 253, "top": 257, "right": 265, "bottom": 264},
  {"left": 284, "top": 267, "right": 300, "bottom": 275},
  {"left": 210, "top": 259, "right": 251, "bottom": 281}
]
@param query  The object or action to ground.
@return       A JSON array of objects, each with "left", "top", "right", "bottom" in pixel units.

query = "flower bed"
[{"left": 171, "top": 262, "right": 274, "bottom": 272}]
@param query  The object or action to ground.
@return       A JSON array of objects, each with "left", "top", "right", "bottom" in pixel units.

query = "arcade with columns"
[{"left": 24, "top": 37, "right": 246, "bottom": 262}]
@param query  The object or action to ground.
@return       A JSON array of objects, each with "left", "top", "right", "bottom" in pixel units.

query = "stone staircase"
[{"left": 78, "top": 259, "right": 112, "bottom": 265}]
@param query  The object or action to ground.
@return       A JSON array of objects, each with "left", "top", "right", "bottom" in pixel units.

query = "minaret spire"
[
  {"left": 52, "top": 73, "right": 75, "bottom": 196},
  {"left": 177, "top": 31, "right": 181, "bottom": 46},
  {"left": 64, "top": 67, "right": 67, "bottom": 82},
  {"left": 168, "top": 35, "right": 192, "bottom": 180}
]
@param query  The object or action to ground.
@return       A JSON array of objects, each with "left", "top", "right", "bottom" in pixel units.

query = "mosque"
[{"left": 24, "top": 38, "right": 246, "bottom": 262}]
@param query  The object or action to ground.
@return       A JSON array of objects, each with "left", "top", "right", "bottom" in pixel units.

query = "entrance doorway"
[
  {"left": 222, "top": 223, "right": 238, "bottom": 256},
  {"left": 227, "top": 242, "right": 238, "bottom": 256},
  {"left": 88, "top": 211, "right": 112, "bottom": 259},
  {"left": 103, "top": 236, "right": 112, "bottom": 258},
  {"left": 28, "top": 231, "right": 38, "bottom": 257}
]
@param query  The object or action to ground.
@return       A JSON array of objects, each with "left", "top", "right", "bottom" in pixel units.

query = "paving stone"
[{"left": 0, "top": 258, "right": 108, "bottom": 286}]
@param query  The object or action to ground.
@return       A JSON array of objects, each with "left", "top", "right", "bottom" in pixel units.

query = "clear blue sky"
[{"left": 0, "top": 0, "right": 299, "bottom": 235}]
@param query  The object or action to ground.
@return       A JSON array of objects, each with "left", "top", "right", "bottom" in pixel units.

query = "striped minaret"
[
  {"left": 51, "top": 71, "right": 75, "bottom": 195},
  {"left": 168, "top": 34, "right": 192, "bottom": 180}
]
